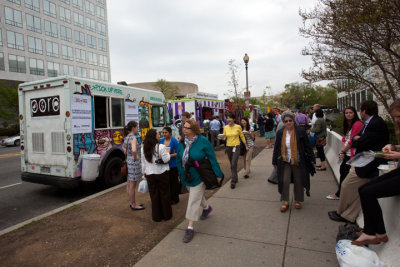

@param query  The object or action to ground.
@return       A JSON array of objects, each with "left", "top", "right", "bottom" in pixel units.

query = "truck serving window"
[
  {"left": 151, "top": 106, "right": 165, "bottom": 127},
  {"left": 111, "top": 98, "right": 124, "bottom": 127},
  {"left": 94, "top": 96, "right": 108, "bottom": 128}
]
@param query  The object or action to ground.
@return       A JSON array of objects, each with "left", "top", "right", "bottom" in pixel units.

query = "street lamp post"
[{"left": 243, "top": 53, "right": 250, "bottom": 111}]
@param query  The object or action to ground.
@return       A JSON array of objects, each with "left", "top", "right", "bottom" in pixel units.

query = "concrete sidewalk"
[{"left": 135, "top": 147, "right": 340, "bottom": 267}]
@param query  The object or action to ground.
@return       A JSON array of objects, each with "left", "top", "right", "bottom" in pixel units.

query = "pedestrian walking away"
[
  {"left": 123, "top": 121, "right": 144, "bottom": 211},
  {"left": 264, "top": 112, "right": 276, "bottom": 149},
  {"left": 141, "top": 129, "right": 172, "bottom": 222},
  {"left": 210, "top": 116, "right": 221, "bottom": 149},
  {"left": 272, "top": 111, "right": 315, "bottom": 212},
  {"left": 223, "top": 113, "right": 248, "bottom": 189},
  {"left": 160, "top": 126, "right": 180, "bottom": 205},
  {"left": 258, "top": 114, "right": 265, "bottom": 137},
  {"left": 177, "top": 119, "right": 223, "bottom": 243},
  {"left": 240, "top": 117, "right": 254, "bottom": 179},
  {"left": 326, "top": 106, "right": 364, "bottom": 200},
  {"left": 310, "top": 109, "right": 327, "bottom": 171}
]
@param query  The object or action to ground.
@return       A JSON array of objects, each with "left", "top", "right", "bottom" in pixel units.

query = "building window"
[
  {"left": 44, "top": 20, "right": 58, "bottom": 38},
  {"left": 87, "top": 34, "right": 96, "bottom": 49},
  {"left": 27, "top": 36, "right": 43, "bottom": 54},
  {"left": 89, "top": 69, "right": 98, "bottom": 80},
  {"left": 6, "top": 31, "right": 24, "bottom": 50},
  {"left": 5, "top": 7, "right": 23, "bottom": 28},
  {"left": 86, "top": 18, "right": 96, "bottom": 32},
  {"left": 96, "top": 6, "right": 105, "bottom": 19},
  {"left": 9, "top": 54, "right": 26, "bottom": 73},
  {"left": 43, "top": 0, "right": 57, "bottom": 18},
  {"left": 26, "top": 14, "right": 41, "bottom": 33},
  {"left": 99, "top": 70, "right": 108, "bottom": 81},
  {"left": 59, "top": 6, "right": 71, "bottom": 23},
  {"left": 0, "top": 53, "right": 5, "bottom": 71},
  {"left": 96, "top": 0, "right": 104, "bottom": 4},
  {"left": 25, "top": 0, "right": 40, "bottom": 12},
  {"left": 46, "top": 40, "right": 59, "bottom": 57},
  {"left": 76, "top": 66, "right": 86, "bottom": 78},
  {"left": 74, "top": 30, "right": 85, "bottom": 46},
  {"left": 72, "top": 0, "right": 83, "bottom": 10},
  {"left": 60, "top": 0, "right": 70, "bottom": 4},
  {"left": 29, "top": 58, "right": 44, "bottom": 75},
  {"left": 63, "top": 64, "right": 74, "bottom": 75},
  {"left": 75, "top": 48, "right": 86, "bottom": 63},
  {"left": 88, "top": 52, "right": 97, "bottom": 65},
  {"left": 0, "top": 29, "right": 3, "bottom": 46},
  {"left": 60, "top": 25, "right": 72, "bottom": 42},
  {"left": 7, "top": 0, "right": 21, "bottom": 4},
  {"left": 98, "top": 38, "right": 107, "bottom": 52},
  {"left": 48, "top": 61, "right": 60, "bottom": 77},
  {"left": 73, "top": 12, "right": 84, "bottom": 28},
  {"left": 99, "top": 55, "right": 107, "bottom": 67},
  {"left": 61, "top": 44, "right": 73, "bottom": 60},
  {"left": 97, "top": 22, "right": 106, "bottom": 36},
  {"left": 85, "top": 1, "right": 95, "bottom": 15}
]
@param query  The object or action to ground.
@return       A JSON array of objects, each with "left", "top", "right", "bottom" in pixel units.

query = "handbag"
[
  {"left": 240, "top": 140, "right": 246, "bottom": 156},
  {"left": 196, "top": 158, "right": 224, "bottom": 189},
  {"left": 121, "top": 161, "right": 127, "bottom": 177},
  {"left": 316, "top": 137, "right": 327, "bottom": 146}
]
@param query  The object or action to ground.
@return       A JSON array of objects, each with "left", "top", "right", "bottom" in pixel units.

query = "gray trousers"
[
  {"left": 281, "top": 162, "right": 304, "bottom": 202},
  {"left": 226, "top": 145, "right": 240, "bottom": 184},
  {"left": 210, "top": 130, "right": 220, "bottom": 147}
]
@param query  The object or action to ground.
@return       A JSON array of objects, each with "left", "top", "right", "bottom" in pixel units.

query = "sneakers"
[
  {"left": 183, "top": 228, "right": 194, "bottom": 243},
  {"left": 326, "top": 194, "right": 340, "bottom": 200},
  {"left": 200, "top": 205, "right": 213, "bottom": 220}
]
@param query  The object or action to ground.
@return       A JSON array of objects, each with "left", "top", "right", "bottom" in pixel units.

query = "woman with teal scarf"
[{"left": 177, "top": 119, "right": 223, "bottom": 243}]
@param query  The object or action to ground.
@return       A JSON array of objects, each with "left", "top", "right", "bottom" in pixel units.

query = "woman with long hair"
[
  {"left": 310, "top": 109, "right": 327, "bottom": 170},
  {"left": 224, "top": 113, "right": 248, "bottom": 189},
  {"left": 264, "top": 112, "right": 276, "bottom": 149},
  {"left": 240, "top": 117, "right": 254, "bottom": 178},
  {"left": 326, "top": 107, "right": 364, "bottom": 200},
  {"left": 351, "top": 99, "right": 400, "bottom": 246},
  {"left": 123, "top": 121, "right": 144, "bottom": 211},
  {"left": 141, "top": 129, "right": 171, "bottom": 222},
  {"left": 272, "top": 111, "right": 315, "bottom": 212},
  {"left": 160, "top": 126, "right": 180, "bottom": 204},
  {"left": 177, "top": 119, "right": 223, "bottom": 243}
]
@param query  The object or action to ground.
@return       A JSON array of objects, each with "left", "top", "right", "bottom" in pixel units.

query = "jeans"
[{"left": 226, "top": 145, "right": 240, "bottom": 184}]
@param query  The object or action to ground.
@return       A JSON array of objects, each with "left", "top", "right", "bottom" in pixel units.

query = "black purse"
[
  {"left": 196, "top": 158, "right": 224, "bottom": 189},
  {"left": 240, "top": 140, "right": 246, "bottom": 156}
]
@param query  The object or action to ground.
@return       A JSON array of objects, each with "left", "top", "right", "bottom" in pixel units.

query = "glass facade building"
[{"left": 0, "top": 0, "right": 110, "bottom": 82}]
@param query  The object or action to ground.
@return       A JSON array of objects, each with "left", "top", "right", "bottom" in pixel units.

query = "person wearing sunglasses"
[{"left": 272, "top": 111, "right": 316, "bottom": 212}]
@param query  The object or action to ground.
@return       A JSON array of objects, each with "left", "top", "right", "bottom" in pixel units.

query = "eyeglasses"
[
  {"left": 284, "top": 120, "right": 293, "bottom": 123},
  {"left": 183, "top": 126, "right": 191, "bottom": 130}
]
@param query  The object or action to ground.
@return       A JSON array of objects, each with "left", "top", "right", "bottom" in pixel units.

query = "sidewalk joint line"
[
  {"left": 282, "top": 198, "right": 293, "bottom": 267},
  {"left": 212, "top": 195, "right": 280, "bottom": 203},
  {"left": 285, "top": 244, "right": 336, "bottom": 255}
]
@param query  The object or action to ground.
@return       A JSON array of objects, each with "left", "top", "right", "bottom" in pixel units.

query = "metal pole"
[{"left": 245, "top": 63, "right": 249, "bottom": 92}]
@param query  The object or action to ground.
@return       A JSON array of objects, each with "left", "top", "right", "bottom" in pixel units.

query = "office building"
[{"left": 0, "top": 0, "right": 110, "bottom": 84}]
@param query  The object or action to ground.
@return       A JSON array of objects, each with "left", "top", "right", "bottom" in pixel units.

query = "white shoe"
[{"left": 326, "top": 194, "right": 340, "bottom": 200}]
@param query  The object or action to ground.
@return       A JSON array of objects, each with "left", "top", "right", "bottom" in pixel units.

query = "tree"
[
  {"left": 300, "top": 0, "right": 400, "bottom": 113},
  {"left": 153, "top": 79, "right": 179, "bottom": 100},
  {"left": 0, "top": 82, "right": 19, "bottom": 127},
  {"left": 226, "top": 59, "right": 244, "bottom": 102}
]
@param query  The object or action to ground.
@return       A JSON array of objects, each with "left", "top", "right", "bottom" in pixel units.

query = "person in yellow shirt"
[{"left": 224, "top": 113, "right": 248, "bottom": 189}]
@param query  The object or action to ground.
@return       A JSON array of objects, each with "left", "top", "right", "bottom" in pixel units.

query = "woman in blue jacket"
[{"left": 177, "top": 119, "right": 223, "bottom": 243}]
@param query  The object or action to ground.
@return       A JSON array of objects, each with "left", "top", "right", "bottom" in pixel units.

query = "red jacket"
[{"left": 341, "top": 120, "right": 364, "bottom": 158}]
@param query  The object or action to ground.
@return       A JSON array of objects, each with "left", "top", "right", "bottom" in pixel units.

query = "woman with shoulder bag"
[
  {"left": 141, "top": 129, "right": 172, "bottom": 222},
  {"left": 310, "top": 109, "right": 327, "bottom": 171},
  {"left": 177, "top": 119, "right": 223, "bottom": 243},
  {"left": 272, "top": 111, "right": 316, "bottom": 212},
  {"left": 123, "top": 121, "right": 144, "bottom": 211}
]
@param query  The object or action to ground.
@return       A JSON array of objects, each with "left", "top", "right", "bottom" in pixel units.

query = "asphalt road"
[{"left": 0, "top": 145, "right": 107, "bottom": 231}]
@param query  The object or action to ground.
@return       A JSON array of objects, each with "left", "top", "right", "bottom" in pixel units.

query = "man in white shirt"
[
  {"left": 210, "top": 116, "right": 221, "bottom": 149},
  {"left": 310, "top": 104, "right": 326, "bottom": 126}
]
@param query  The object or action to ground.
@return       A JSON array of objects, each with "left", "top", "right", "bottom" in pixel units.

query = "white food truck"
[{"left": 18, "top": 76, "right": 172, "bottom": 188}]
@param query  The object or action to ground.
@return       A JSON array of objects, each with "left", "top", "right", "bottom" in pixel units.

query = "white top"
[
  {"left": 141, "top": 144, "right": 170, "bottom": 175},
  {"left": 286, "top": 130, "right": 291, "bottom": 162},
  {"left": 311, "top": 112, "right": 326, "bottom": 126},
  {"left": 344, "top": 130, "right": 352, "bottom": 157}
]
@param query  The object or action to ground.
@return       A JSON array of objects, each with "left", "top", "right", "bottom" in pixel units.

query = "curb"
[{"left": 0, "top": 182, "right": 127, "bottom": 237}]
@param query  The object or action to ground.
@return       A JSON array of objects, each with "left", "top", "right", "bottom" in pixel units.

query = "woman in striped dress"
[{"left": 241, "top": 118, "right": 254, "bottom": 178}]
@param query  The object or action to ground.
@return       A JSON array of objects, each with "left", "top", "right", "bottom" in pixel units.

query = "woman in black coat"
[{"left": 272, "top": 111, "right": 315, "bottom": 212}]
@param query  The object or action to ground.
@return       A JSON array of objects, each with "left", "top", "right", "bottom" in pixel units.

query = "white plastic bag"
[
  {"left": 335, "top": 239, "right": 386, "bottom": 267},
  {"left": 138, "top": 178, "right": 149, "bottom": 193}
]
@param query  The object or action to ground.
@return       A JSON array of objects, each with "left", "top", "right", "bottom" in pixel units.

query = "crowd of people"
[{"left": 121, "top": 99, "right": 399, "bottom": 247}]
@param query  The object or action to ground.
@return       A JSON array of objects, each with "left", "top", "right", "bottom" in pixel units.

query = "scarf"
[
  {"left": 182, "top": 135, "right": 198, "bottom": 167},
  {"left": 281, "top": 129, "right": 299, "bottom": 165}
]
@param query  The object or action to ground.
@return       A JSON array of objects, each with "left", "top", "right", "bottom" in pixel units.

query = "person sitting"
[
  {"left": 328, "top": 100, "right": 389, "bottom": 223},
  {"left": 352, "top": 99, "right": 400, "bottom": 246}
]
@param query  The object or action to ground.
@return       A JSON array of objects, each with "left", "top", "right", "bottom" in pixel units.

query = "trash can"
[{"left": 81, "top": 154, "right": 101, "bottom": 181}]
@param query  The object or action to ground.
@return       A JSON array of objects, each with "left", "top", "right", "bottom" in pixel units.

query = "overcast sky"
[{"left": 107, "top": 0, "right": 318, "bottom": 98}]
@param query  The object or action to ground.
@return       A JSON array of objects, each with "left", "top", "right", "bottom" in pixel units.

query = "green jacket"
[
  {"left": 311, "top": 118, "right": 327, "bottom": 139},
  {"left": 177, "top": 135, "right": 223, "bottom": 187}
]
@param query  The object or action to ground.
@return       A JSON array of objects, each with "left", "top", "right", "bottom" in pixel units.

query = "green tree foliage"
[
  {"left": 153, "top": 79, "right": 179, "bottom": 100},
  {"left": 300, "top": 0, "right": 400, "bottom": 114},
  {"left": 0, "top": 82, "right": 19, "bottom": 127}
]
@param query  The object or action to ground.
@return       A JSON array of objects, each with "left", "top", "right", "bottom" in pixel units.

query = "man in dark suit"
[{"left": 329, "top": 100, "right": 389, "bottom": 223}]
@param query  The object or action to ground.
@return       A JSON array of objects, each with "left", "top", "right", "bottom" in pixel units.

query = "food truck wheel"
[{"left": 103, "top": 157, "right": 124, "bottom": 187}]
